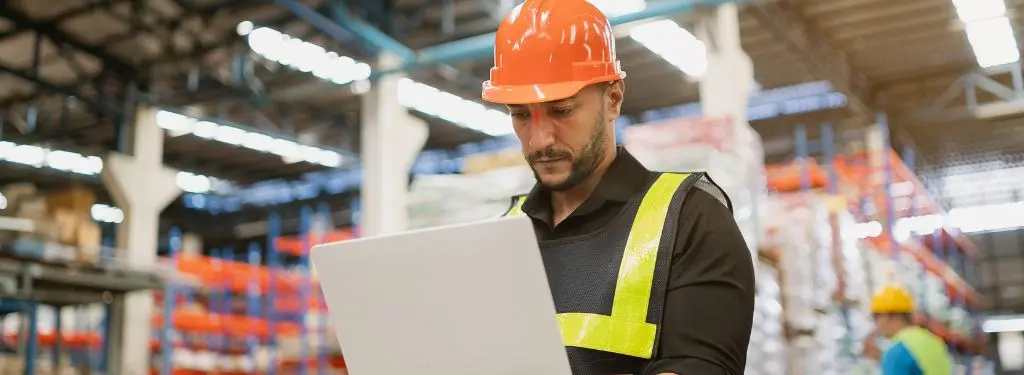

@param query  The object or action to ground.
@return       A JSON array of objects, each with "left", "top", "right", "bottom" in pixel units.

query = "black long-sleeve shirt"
[{"left": 519, "top": 147, "right": 755, "bottom": 375}]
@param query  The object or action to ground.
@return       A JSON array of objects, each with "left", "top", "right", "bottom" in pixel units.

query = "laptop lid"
[{"left": 311, "top": 216, "right": 571, "bottom": 375}]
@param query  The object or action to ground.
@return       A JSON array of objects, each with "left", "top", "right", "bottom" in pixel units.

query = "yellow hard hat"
[{"left": 870, "top": 285, "right": 914, "bottom": 314}]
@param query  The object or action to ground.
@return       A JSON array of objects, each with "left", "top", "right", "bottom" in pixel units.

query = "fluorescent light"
[
  {"left": 396, "top": 78, "right": 513, "bottom": 136},
  {"left": 236, "top": 21, "right": 255, "bottom": 36},
  {"left": 243, "top": 24, "right": 372, "bottom": 86},
  {"left": 0, "top": 139, "right": 231, "bottom": 195},
  {"left": 629, "top": 20, "right": 707, "bottom": 79},
  {"left": 176, "top": 172, "right": 213, "bottom": 194},
  {"left": 0, "top": 141, "right": 102, "bottom": 176},
  {"left": 846, "top": 199, "right": 1024, "bottom": 240},
  {"left": 91, "top": 204, "right": 124, "bottom": 224},
  {"left": 952, "top": 0, "right": 1006, "bottom": 23},
  {"left": 154, "top": 110, "right": 346, "bottom": 168},
  {"left": 951, "top": 0, "right": 1020, "bottom": 68},
  {"left": 984, "top": 316, "right": 1024, "bottom": 333},
  {"left": 965, "top": 16, "right": 1020, "bottom": 68},
  {"left": 948, "top": 201, "right": 1024, "bottom": 233}
]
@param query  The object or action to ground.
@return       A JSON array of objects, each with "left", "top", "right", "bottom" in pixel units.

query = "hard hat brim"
[
  {"left": 481, "top": 73, "right": 626, "bottom": 105},
  {"left": 480, "top": 81, "right": 587, "bottom": 105},
  {"left": 870, "top": 307, "right": 914, "bottom": 314}
]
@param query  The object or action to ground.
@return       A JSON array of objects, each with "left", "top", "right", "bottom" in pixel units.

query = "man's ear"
[{"left": 606, "top": 80, "right": 625, "bottom": 117}]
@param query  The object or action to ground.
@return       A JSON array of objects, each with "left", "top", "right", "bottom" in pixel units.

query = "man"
[
  {"left": 864, "top": 285, "right": 953, "bottom": 375},
  {"left": 483, "top": 0, "right": 755, "bottom": 374}
]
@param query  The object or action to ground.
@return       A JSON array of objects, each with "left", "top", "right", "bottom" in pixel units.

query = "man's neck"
[
  {"left": 550, "top": 148, "right": 617, "bottom": 226},
  {"left": 886, "top": 323, "right": 913, "bottom": 339}
]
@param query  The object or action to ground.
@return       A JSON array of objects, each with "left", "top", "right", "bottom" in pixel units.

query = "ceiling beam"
[
  {"left": 0, "top": 5, "right": 136, "bottom": 76},
  {"left": 0, "top": 0, "right": 134, "bottom": 44},
  {"left": 749, "top": 0, "right": 874, "bottom": 118}
]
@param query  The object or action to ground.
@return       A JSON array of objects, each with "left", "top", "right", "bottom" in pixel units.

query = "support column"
[
  {"left": 696, "top": 3, "right": 753, "bottom": 124},
  {"left": 101, "top": 107, "right": 181, "bottom": 375},
  {"left": 360, "top": 53, "right": 429, "bottom": 237},
  {"left": 695, "top": 3, "right": 761, "bottom": 258}
]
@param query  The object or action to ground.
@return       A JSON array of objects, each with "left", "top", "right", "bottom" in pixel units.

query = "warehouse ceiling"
[{"left": 0, "top": 0, "right": 1021, "bottom": 221}]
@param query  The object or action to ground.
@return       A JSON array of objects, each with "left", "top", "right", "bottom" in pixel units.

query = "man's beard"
[{"left": 526, "top": 113, "right": 608, "bottom": 192}]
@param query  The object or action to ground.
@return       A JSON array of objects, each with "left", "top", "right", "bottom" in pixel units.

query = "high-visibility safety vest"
[
  {"left": 503, "top": 172, "right": 731, "bottom": 374},
  {"left": 889, "top": 327, "right": 954, "bottom": 375}
]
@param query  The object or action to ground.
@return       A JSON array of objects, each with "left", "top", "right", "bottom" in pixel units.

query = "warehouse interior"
[{"left": 1, "top": 0, "right": 1024, "bottom": 373}]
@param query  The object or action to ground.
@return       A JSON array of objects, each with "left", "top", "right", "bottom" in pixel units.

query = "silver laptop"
[{"left": 311, "top": 216, "right": 572, "bottom": 375}]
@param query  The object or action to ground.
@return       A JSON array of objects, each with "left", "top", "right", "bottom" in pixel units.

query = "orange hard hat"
[{"left": 481, "top": 0, "right": 627, "bottom": 105}]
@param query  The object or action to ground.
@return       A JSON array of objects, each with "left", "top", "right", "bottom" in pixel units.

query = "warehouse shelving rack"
[
  {"left": 0, "top": 216, "right": 168, "bottom": 375},
  {"left": 793, "top": 122, "right": 862, "bottom": 362},
  {"left": 784, "top": 118, "right": 987, "bottom": 371},
  {"left": 152, "top": 204, "right": 353, "bottom": 375}
]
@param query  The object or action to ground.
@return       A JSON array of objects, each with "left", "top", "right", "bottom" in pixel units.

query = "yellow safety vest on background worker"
[
  {"left": 871, "top": 286, "right": 954, "bottom": 375},
  {"left": 504, "top": 172, "right": 729, "bottom": 374}
]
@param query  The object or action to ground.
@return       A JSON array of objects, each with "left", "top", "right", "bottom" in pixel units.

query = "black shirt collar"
[{"left": 521, "top": 146, "right": 650, "bottom": 227}]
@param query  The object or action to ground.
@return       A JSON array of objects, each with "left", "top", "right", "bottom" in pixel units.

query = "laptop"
[{"left": 311, "top": 216, "right": 572, "bottom": 375}]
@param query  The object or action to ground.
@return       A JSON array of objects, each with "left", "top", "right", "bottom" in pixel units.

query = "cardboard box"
[
  {"left": 76, "top": 220, "right": 101, "bottom": 263},
  {"left": 33, "top": 217, "right": 63, "bottom": 242},
  {"left": 15, "top": 196, "right": 48, "bottom": 221},
  {"left": 1, "top": 183, "right": 38, "bottom": 211},
  {"left": 39, "top": 209, "right": 102, "bottom": 263},
  {"left": 53, "top": 209, "right": 81, "bottom": 245},
  {"left": 46, "top": 187, "right": 97, "bottom": 216}
]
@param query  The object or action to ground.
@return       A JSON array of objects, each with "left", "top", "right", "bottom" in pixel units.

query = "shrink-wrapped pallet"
[
  {"left": 763, "top": 192, "right": 889, "bottom": 374},
  {"left": 407, "top": 164, "right": 534, "bottom": 229},
  {"left": 838, "top": 216, "right": 873, "bottom": 305},
  {"left": 745, "top": 261, "right": 786, "bottom": 375},
  {"left": 764, "top": 193, "right": 838, "bottom": 330},
  {"left": 862, "top": 247, "right": 926, "bottom": 300},
  {"left": 624, "top": 116, "right": 765, "bottom": 255}
]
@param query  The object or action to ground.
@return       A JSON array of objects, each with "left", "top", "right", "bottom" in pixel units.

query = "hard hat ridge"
[
  {"left": 870, "top": 284, "right": 915, "bottom": 314},
  {"left": 482, "top": 0, "right": 627, "bottom": 104}
]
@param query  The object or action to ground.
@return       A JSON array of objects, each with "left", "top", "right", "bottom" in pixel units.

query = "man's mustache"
[{"left": 526, "top": 148, "right": 572, "bottom": 163}]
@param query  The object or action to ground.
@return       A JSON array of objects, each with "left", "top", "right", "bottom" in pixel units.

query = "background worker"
[
  {"left": 863, "top": 285, "right": 954, "bottom": 375},
  {"left": 487, "top": 0, "right": 755, "bottom": 374}
]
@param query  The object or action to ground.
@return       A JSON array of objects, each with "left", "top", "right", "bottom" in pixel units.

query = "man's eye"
[
  {"left": 511, "top": 112, "right": 530, "bottom": 119},
  {"left": 551, "top": 107, "right": 572, "bottom": 116}
]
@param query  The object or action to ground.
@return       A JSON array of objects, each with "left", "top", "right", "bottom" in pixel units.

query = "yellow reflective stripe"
[
  {"left": 556, "top": 313, "right": 657, "bottom": 358},
  {"left": 612, "top": 173, "right": 688, "bottom": 320},
  {"left": 505, "top": 196, "right": 527, "bottom": 217},
  {"left": 558, "top": 173, "right": 689, "bottom": 359}
]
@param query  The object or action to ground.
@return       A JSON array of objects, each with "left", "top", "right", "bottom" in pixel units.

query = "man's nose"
[{"left": 527, "top": 107, "right": 555, "bottom": 149}]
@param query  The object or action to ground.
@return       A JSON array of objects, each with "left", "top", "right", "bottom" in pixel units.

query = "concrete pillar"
[
  {"left": 695, "top": 4, "right": 761, "bottom": 262},
  {"left": 696, "top": 3, "right": 753, "bottom": 124},
  {"left": 359, "top": 53, "right": 429, "bottom": 237},
  {"left": 101, "top": 107, "right": 181, "bottom": 375}
]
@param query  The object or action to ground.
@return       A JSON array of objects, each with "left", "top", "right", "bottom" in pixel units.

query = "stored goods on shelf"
[
  {"left": 0, "top": 183, "right": 101, "bottom": 264},
  {"left": 407, "top": 165, "right": 534, "bottom": 229},
  {"left": 746, "top": 261, "right": 785, "bottom": 375},
  {"left": 761, "top": 191, "right": 882, "bottom": 374},
  {"left": 152, "top": 212, "right": 345, "bottom": 375},
  {"left": 764, "top": 193, "right": 841, "bottom": 328},
  {"left": 624, "top": 115, "right": 765, "bottom": 254}
]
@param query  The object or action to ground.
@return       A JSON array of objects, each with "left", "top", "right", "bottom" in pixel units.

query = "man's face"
[
  {"left": 507, "top": 82, "right": 624, "bottom": 191},
  {"left": 873, "top": 314, "right": 901, "bottom": 338}
]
